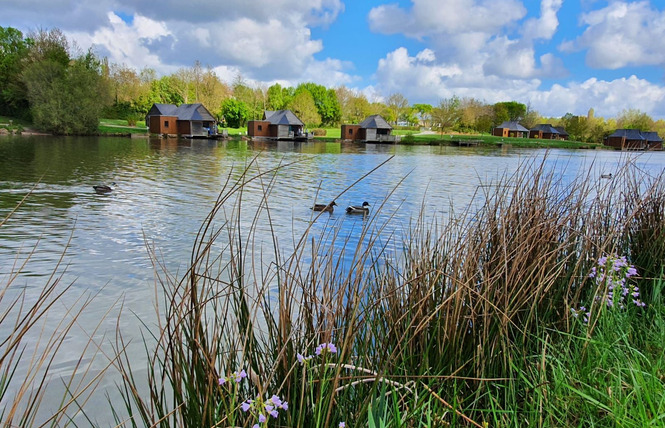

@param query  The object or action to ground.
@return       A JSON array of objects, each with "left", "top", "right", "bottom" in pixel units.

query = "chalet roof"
[
  {"left": 496, "top": 121, "right": 529, "bottom": 132},
  {"left": 531, "top": 124, "right": 560, "bottom": 134},
  {"left": 554, "top": 126, "right": 569, "bottom": 136},
  {"left": 642, "top": 131, "right": 663, "bottom": 142},
  {"left": 609, "top": 129, "right": 646, "bottom": 140},
  {"left": 264, "top": 110, "right": 304, "bottom": 126},
  {"left": 175, "top": 103, "right": 216, "bottom": 122},
  {"left": 148, "top": 103, "right": 178, "bottom": 116},
  {"left": 359, "top": 114, "right": 392, "bottom": 130}
]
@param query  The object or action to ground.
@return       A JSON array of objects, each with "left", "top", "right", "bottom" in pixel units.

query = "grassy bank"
[{"left": 2, "top": 156, "right": 664, "bottom": 426}]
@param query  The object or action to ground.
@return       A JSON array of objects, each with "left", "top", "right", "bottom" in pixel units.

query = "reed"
[{"left": 112, "top": 154, "right": 665, "bottom": 426}]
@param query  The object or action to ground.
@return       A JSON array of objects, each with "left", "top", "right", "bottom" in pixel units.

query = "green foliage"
[
  {"left": 560, "top": 113, "right": 590, "bottom": 141},
  {"left": 267, "top": 83, "right": 286, "bottom": 110},
  {"left": 288, "top": 90, "right": 321, "bottom": 127},
  {"left": 617, "top": 108, "right": 654, "bottom": 132},
  {"left": 22, "top": 43, "right": 108, "bottom": 135},
  {"left": 296, "top": 83, "right": 341, "bottom": 126},
  {"left": 221, "top": 98, "right": 250, "bottom": 128},
  {"left": 0, "top": 27, "right": 31, "bottom": 118},
  {"left": 493, "top": 101, "right": 527, "bottom": 124},
  {"left": 432, "top": 96, "right": 462, "bottom": 133}
]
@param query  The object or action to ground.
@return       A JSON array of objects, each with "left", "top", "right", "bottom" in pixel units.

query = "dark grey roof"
[
  {"left": 609, "top": 129, "right": 646, "bottom": 140},
  {"left": 147, "top": 103, "right": 178, "bottom": 116},
  {"left": 554, "top": 126, "right": 569, "bottom": 136},
  {"left": 175, "top": 103, "right": 216, "bottom": 122},
  {"left": 642, "top": 131, "right": 663, "bottom": 142},
  {"left": 264, "top": 110, "right": 304, "bottom": 126},
  {"left": 359, "top": 114, "right": 392, "bottom": 130},
  {"left": 531, "top": 124, "right": 560, "bottom": 134},
  {"left": 496, "top": 121, "right": 529, "bottom": 132}
]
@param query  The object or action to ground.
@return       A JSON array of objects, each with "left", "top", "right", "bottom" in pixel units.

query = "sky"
[{"left": 3, "top": 0, "right": 665, "bottom": 119}]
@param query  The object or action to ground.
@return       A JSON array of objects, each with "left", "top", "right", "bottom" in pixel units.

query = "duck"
[
  {"left": 600, "top": 173, "right": 613, "bottom": 179},
  {"left": 93, "top": 182, "right": 116, "bottom": 194},
  {"left": 346, "top": 201, "right": 370, "bottom": 214},
  {"left": 311, "top": 201, "right": 337, "bottom": 213}
]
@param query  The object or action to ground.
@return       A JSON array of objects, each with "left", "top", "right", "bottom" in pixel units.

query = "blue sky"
[{"left": 3, "top": 0, "right": 665, "bottom": 119}]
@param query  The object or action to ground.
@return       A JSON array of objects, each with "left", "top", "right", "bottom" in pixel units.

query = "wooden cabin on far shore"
[
  {"left": 145, "top": 103, "right": 217, "bottom": 138},
  {"left": 492, "top": 121, "right": 529, "bottom": 138},
  {"left": 247, "top": 110, "right": 311, "bottom": 140},
  {"left": 605, "top": 129, "right": 663, "bottom": 151},
  {"left": 341, "top": 115, "right": 397, "bottom": 143}
]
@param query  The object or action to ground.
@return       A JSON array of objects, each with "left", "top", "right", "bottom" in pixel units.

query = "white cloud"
[
  {"left": 369, "top": 0, "right": 566, "bottom": 80},
  {"left": 560, "top": 1, "right": 665, "bottom": 69},
  {"left": 369, "top": 0, "right": 526, "bottom": 38},
  {"left": 483, "top": 37, "right": 567, "bottom": 79},
  {"left": 372, "top": 48, "right": 665, "bottom": 119},
  {"left": 522, "top": 0, "right": 563, "bottom": 40},
  {"left": 57, "top": 0, "right": 355, "bottom": 86},
  {"left": 374, "top": 48, "right": 463, "bottom": 100},
  {"left": 533, "top": 75, "right": 665, "bottom": 118},
  {"left": 113, "top": 0, "right": 344, "bottom": 27},
  {"left": 67, "top": 12, "right": 171, "bottom": 72}
]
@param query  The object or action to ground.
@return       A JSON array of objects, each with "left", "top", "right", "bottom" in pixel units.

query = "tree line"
[{"left": 1, "top": 26, "right": 663, "bottom": 139}]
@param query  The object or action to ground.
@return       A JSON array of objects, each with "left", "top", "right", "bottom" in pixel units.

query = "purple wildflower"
[
  {"left": 258, "top": 414, "right": 266, "bottom": 423},
  {"left": 315, "top": 342, "right": 338, "bottom": 355},
  {"left": 339, "top": 423, "right": 346, "bottom": 427},
  {"left": 218, "top": 377, "right": 226, "bottom": 386},
  {"left": 241, "top": 401, "right": 252, "bottom": 412},
  {"left": 233, "top": 369, "right": 247, "bottom": 383}
]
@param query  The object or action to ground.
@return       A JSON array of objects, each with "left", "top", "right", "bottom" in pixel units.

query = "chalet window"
[
  {"left": 164, "top": 120, "right": 169, "bottom": 127},
  {"left": 349, "top": 129, "right": 353, "bottom": 135},
  {"left": 258, "top": 125, "right": 263, "bottom": 131}
]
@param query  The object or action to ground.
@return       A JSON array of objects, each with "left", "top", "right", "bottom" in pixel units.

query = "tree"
[
  {"left": 431, "top": 96, "right": 462, "bottom": 135},
  {"left": 560, "top": 113, "right": 589, "bottom": 142},
  {"left": 220, "top": 98, "right": 249, "bottom": 128},
  {"left": 0, "top": 26, "right": 31, "bottom": 117},
  {"left": 387, "top": 93, "right": 409, "bottom": 124},
  {"left": 267, "top": 83, "right": 286, "bottom": 111},
  {"left": 616, "top": 108, "right": 654, "bottom": 131},
  {"left": 288, "top": 90, "right": 321, "bottom": 127},
  {"left": 493, "top": 101, "right": 527, "bottom": 124},
  {"left": 521, "top": 104, "right": 541, "bottom": 130},
  {"left": 412, "top": 103, "right": 433, "bottom": 128},
  {"left": 296, "top": 82, "right": 341, "bottom": 126},
  {"left": 198, "top": 66, "right": 231, "bottom": 118},
  {"left": 23, "top": 40, "right": 109, "bottom": 134}
]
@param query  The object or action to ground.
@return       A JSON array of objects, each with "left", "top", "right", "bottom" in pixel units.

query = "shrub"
[{"left": 311, "top": 128, "right": 327, "bottom": 136}]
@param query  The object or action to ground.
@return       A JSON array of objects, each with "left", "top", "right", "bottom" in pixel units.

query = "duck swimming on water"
[
  {"left": 312, "top": 201, "right": 337, "bottom": 213},
  {"left": 93, "top": 182, "right": 116, "bottom": 194},
  {"left": 346, "top": 201, "right": 370, "bottom": 214}
]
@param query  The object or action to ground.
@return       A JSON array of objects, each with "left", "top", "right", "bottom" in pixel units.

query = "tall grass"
[{"left": 111, "top": 155, "right": 665, "bottom": 426}]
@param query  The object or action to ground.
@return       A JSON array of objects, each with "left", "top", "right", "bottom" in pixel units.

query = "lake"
[{"left": 0, "top": 135, "right": 662, "bottom": 421}]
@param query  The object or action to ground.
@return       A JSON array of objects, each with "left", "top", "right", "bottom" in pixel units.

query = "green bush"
[{"left": 311, "top": 128, "right": 327, "bottom": 136}]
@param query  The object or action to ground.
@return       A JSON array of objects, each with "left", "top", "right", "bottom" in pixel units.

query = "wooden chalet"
[
  {"left": 341, "top": 114, "right": 396, "bottom": 143},
  {"left": 247, "top": 110, "right": 310, "bottom": 140},
  {"left": 643, "top": 132, "right": 663, "bottom": 151},
  {"left": 146, "top": 103, "right": 217, "bottom": 137},
  {"left": 605, "top": 129, "right": 648, "bottom": 150},
  {"left": 529, "top": 124, "right": 561, "bottom": 140},
  {"left": 492, "top": 121, "right": 529, "bottom": 138},
  {"left": 554, "top": 126, "right": 569, "bottom": 140}
]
